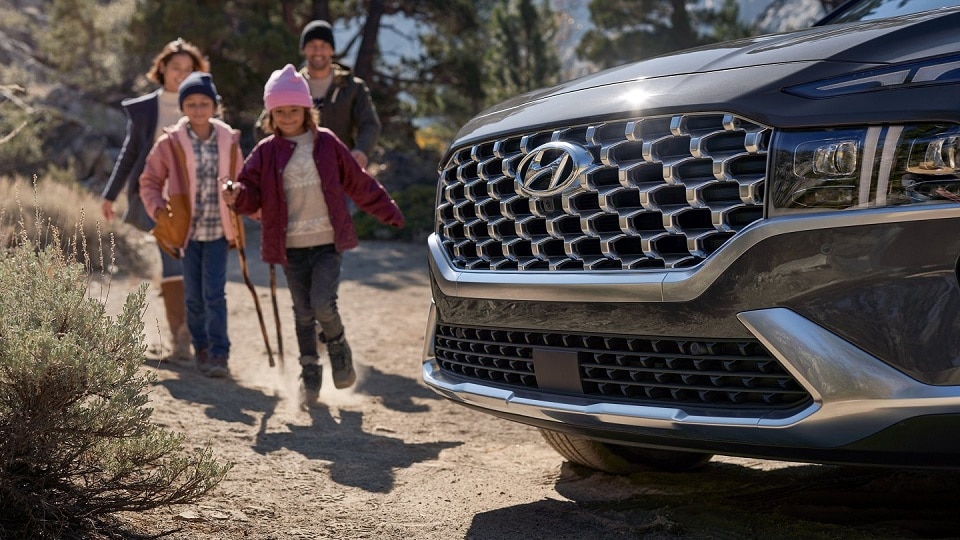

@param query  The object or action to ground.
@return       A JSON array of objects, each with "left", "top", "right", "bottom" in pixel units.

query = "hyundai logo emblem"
[{"left": 515, "top": 141, "right": 593, "bottom": 197}]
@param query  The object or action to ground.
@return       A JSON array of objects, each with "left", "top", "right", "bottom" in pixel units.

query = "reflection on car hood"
[{"left": 452, "top": 6, "right": 960, "bottom": 147}]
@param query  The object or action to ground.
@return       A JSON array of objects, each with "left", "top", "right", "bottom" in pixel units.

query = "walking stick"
[
  {"left": 269, "top": 264, "right": 284, "bottom": 367},
  {"left": 224, "top": 181, "right": 276, "bottom": 367}
]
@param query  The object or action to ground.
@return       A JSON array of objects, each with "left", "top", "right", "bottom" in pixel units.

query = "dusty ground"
[{"left": 92, "top": 222, "right": 960, "bottom": 540}]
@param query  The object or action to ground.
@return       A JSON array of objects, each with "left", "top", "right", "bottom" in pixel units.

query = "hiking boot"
[
  {"left": 300, "top": 363, "right": 322, "bottom": 405},
  {"left": 195, "top": 348, "right": 211, "bottom": 375},
  {"left": 206, "top": 355, "right": 229, "bottom": 378},
  {"left": 326, "top": 333, "right": 355, "bottom": 389}
]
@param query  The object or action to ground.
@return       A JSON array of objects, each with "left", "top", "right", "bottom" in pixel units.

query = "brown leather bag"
[
  {"left": 152, "top": 138, "right": 192, "bottom": 259},
  {"left": 153, "top": 193, "right": 191, "bottom": 258}
]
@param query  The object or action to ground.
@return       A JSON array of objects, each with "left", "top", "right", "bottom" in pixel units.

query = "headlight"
[{"left": 769, "top": 124, "right": 960, "bottom": 216}]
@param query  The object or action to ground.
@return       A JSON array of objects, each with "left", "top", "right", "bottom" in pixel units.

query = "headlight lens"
[
  {"left": 769, "top": 124, "right": 960, "bottom": 216},
  {"left": 908, "top": 134, "right": 959, "bottom": 175}
]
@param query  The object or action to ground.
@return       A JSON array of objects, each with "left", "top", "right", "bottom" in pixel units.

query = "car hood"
[{"left": 451, "top": 6, "right": 960, "bottom": 149}]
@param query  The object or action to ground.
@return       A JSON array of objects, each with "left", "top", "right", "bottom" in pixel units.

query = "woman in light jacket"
[{"left": 100, "top": 38, "right": 209, "bottom": 360}]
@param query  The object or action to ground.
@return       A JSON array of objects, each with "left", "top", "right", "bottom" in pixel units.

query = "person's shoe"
[
  {"left": 206, "top": 355, "right": 229, "bottom": 378},
  {"left": 195, "top": 348, "right": 211, "bottom": 375},
  {"left": 300, "top": 363, "right": 322, "bottom": 405},
  {"left": 326, "top": 333, "right": 355, "bottom": 389}
]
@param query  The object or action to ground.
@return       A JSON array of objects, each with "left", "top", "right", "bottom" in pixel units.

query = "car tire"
[{"left": 540, "top": 429, "right": 713, "bottom": 475}]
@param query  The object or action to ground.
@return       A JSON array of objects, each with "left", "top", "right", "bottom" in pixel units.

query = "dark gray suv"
[{"left": 421, "top": 0, "right": 960, "bottom": 473}]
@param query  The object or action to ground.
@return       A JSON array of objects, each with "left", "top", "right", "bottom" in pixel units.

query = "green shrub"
[
  {"left": 0, "top": 225, "right": 231, "bottom": 537},
  {"left": 0, "top": 103, "right": 52, "bottom": 178},
  {"left": 354, "top": 183, "right": 437, "bottom": 242}
]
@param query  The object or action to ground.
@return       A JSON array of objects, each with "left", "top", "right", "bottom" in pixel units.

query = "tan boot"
[
  {"left": 174, "top": 323, "right": 191, "bottom": 359},
  {"left": 160, "top": 279, "right": 191, "bottom": 360}
]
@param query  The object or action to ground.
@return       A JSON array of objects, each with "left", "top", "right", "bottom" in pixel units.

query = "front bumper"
[
  {"left": 423, "top": 304, "right": 960, "bottom": 462},
  {"left": 421, "top": 206, "right": 960, "bottom": 466}
]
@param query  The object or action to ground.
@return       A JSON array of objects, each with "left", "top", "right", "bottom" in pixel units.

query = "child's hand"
[
  {"left": 386, "top": 214, "right": 405, "bottom": 228},
  {"left": 221, "top": 180, "right": 241, "bottom": 206}
]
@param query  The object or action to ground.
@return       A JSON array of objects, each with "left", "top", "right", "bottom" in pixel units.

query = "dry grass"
[{"left": 0, "top": 175, "right": 147, "bottom": 276}]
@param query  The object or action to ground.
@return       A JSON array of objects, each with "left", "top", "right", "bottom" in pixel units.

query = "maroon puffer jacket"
[{"left": 234, "top": 127, "right": 404, "bottom": 266}]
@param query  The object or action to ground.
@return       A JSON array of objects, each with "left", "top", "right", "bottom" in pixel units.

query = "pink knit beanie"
[{"left": 263, "top": 64, "right": 313, "bottom": 111}]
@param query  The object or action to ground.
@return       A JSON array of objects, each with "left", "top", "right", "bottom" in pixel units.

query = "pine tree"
[
  {"left": 578, "top": 0, "right": 752, "bottom": 69},
  {"left": 486, "top": 0, "right": 561, "bottom": 104},
  {"left": 41, "top": 0, "right": 137, "bottom": 97}
]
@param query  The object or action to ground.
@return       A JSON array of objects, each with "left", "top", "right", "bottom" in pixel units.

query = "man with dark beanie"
[{"left": 298, "top": 19, "right": 381, "bottom": 169}]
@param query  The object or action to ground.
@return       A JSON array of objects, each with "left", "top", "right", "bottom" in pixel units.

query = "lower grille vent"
[{"left": 434, "top": 323, "right": 811, "bottom": 411}]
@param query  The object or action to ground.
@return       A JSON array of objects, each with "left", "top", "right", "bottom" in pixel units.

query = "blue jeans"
[
  {"left": 283, "top": 245, "right": 343, "bottom": 363},
  {"left": 182, "top": 237, "right": 230, "bottom": 357},
  {"left": 159, "top": 243, "right": 184, "bottom": 278}
]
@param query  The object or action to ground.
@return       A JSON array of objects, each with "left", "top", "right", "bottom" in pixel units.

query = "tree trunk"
[
  {"left": 280, "top": 0, "right": 297, "bottom": 34},
  {"left": 312, "top": 0, "right": 330, "bottom": 23},
  {"left": 669, "top": 0, "right": 695, "bottom": 50},
  {"left": 355, "top": 0, "right": 383, "bottom": 81}
]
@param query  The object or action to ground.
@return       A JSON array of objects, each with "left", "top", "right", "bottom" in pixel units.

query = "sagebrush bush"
[{"left": 0, "top": 227, "right": 231, "bottom": 538}]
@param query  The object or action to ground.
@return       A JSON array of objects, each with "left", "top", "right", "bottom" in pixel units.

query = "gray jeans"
[{"left": 283, "top": 244, "right": 344, "bottom": 365}]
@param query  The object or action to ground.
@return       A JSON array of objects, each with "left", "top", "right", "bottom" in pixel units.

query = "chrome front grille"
[
  {"left": 436, "top": 113, "right": 770, "bottom": 271},
  {"left": 434, "top": 323, "right": 811, "bottom": 411}
]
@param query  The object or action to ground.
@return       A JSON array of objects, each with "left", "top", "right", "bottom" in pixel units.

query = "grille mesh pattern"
[
  {"left": 437, "top": 113, "right": 770, "bottom": 270},
  {"left": 435, "top": 324, "right": 811, "bottom": 411}
]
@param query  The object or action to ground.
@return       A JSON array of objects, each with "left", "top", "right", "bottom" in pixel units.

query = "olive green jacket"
[{"left": 300, "top": 63, "right": 381, "bottom": 158}]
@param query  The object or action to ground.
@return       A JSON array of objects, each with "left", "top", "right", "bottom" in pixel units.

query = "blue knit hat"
[{"left": 178, "top": 72, "right": 219, "bottom": 109}]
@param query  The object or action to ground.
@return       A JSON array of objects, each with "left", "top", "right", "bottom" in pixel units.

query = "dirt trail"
[{"left": 92, "top": 222, "right": 960, "bottom": 539}]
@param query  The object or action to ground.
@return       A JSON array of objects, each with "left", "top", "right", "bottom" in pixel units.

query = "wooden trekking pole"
[
  {"left": 224, "top": 180, "right": 276, "bottom": 368},
  {"left": 269, "top": 264, "right": 284, "bottom": 368}
]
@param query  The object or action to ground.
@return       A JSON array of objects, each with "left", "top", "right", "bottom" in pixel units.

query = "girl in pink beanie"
[
  {"left": 263, "top": 64, "right": 314, "bottom": 111},
  {"left": 223, "top": 64, "right": 404, "bottom": 406}
]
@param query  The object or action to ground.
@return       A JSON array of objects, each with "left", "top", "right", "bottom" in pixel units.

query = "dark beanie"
[
  {"left": 300, "top": 20, "right": 335, "bottom": 50},
  {"left": 178, "top": 72, "right": 218, "bottom": 109}
]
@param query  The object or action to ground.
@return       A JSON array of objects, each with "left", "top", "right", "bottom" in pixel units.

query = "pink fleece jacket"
[{"left": 139, "top": 117, "right": 244, "bottom": 249}]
